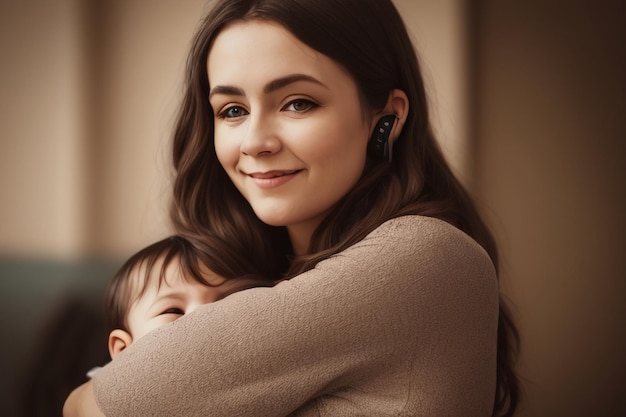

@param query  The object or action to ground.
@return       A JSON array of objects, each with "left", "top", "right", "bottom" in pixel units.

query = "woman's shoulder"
[
  {"left": 371, "top": 214, "right": 471, "bottom": 239},
  {"left": 318, "top": 215, "right": 497, "bottom": 289},
  {"left": 338, "top": 215, "right": 497, "bottom": 290},
  {"left": 367, "top": 215, "right": 491, "bottom": 262}
]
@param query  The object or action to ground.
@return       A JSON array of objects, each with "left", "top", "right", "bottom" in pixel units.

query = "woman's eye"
[
  {"left": 161, "top": 308, "right": 184, "bottom": 315},
  {"left": 283, "top": 99, "right": 317, "bottom": 113},
  {"left": 218, "top": 106, "right": 249, "bottom": 119}
]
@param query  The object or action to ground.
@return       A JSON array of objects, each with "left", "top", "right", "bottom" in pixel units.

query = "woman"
[{"left": 65, "top": 0, "right": 519, "bottom": 415}]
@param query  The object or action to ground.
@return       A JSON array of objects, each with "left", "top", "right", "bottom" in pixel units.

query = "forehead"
[
  {"left": 207, "top": 20, "right": 336, "bottom": 85},
  {"left": 126, "top": 257, "right": 179, "bottom": 299},
  {"left": 127, "top": 255, "right": 225, "bottom": 301}
]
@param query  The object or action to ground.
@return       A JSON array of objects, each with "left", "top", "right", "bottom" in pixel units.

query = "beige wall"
[
  {"left": 0, "top": 0, "right": 88, "bottom": 258},
  {"left": 394, "top": 0, "right": 470, "bottom": 181},
  {"left": 84, "top": 0, "right": 212, "bottom": 257},
  {"left": 471, "top": 1, "right": 626, "bottom": 415},
  {"left": 0, "top": 0, "right": 209, "bottom": 259}
]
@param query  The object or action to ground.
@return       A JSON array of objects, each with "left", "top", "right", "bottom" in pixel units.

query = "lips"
[
  {"left": 245, "top": 169, "right": 302, "bottom": 189},
  {"left": 248, "top": 170, "right": 301, "bottom": 179}
]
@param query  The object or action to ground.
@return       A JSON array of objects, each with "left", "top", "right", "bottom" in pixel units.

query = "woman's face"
[{"left": 208, "top": 20, "right": 372, "bottom": 253}]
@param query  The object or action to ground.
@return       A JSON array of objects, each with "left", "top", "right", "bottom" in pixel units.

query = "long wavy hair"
[{"left": 169, "top": 0, "right": 520, "bottom": 414}]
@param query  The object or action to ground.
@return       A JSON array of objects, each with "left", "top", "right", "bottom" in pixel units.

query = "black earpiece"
[{"left": 367, "top": 115, "right": 396, "bottom": 162}]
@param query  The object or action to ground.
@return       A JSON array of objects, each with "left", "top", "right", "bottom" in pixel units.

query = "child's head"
[{"left": 105, "top": 235, "right": 265, "bottom": 359}]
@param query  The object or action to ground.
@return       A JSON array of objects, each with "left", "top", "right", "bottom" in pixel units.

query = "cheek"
[
  {"left": 287, "top": 115, "right": 368, "bottom": 163},
  {"left": 131, "top": 316, "right": 176, "bottom": 340},
  {"left": 319, "top": 122, "right": 369, "bottom": 171},
  {"left": 214, "top": 128, "right": 238, "bottom": 170},
  {"left": 284, "top": 123, "right": 327, "bottom": 160}
]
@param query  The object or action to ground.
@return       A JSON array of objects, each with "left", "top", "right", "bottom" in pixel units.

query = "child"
[{"left": 104, "top": 235, "right": 271, "bottom": 359}]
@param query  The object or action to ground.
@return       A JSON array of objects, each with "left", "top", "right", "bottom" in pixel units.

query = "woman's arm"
[{"left": 90, "top": 215, "right": 499, "bottom": 416}]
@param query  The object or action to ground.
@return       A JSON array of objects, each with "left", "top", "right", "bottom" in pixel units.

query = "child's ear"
[{"left": 108, "top": 329, "right": 133, "bottom": 359}]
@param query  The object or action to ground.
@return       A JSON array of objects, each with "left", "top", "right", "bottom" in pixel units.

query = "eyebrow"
[
  {"left": 148, "top": 291, "right": 183, "bottom": 311},
  {"left": 208, "top": 74, "right": 328, "bottom": 100}
]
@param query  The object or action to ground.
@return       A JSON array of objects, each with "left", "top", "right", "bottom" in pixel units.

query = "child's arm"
[{"left": 63, "top": 381, "right": 105, "bottom": 417}]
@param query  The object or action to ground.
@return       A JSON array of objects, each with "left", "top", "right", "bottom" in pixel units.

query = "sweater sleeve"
[{"left": 92, "top": 215, "right": 499, "bottom": 417}]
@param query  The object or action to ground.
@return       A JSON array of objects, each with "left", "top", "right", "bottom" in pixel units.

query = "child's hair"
[{"left": 104, "top": 235, "right": 271, "bottom": 334}]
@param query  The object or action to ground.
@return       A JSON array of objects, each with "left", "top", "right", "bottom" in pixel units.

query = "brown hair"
[
  {"left": 104, "top": 235, "right": 273, "bottom": 334},
  {"left": 169, "top": 0, "right": 520, "bottom": 415}
]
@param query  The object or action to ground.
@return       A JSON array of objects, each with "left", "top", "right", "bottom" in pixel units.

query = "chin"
[{"left": 252, "top": 210, "right": 290, "bottom": 227}]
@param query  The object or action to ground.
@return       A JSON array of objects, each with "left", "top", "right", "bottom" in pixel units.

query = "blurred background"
[{"left": 0, "top": 0, "right": 624, "bottom": 416}]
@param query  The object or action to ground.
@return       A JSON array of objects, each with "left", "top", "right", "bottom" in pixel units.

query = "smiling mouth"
[
  {"left": 248, "top": 170, "right": 301, "bottom": 179},
  {"left": 246, "top": 169, "right": 302, "bottom": 189}
]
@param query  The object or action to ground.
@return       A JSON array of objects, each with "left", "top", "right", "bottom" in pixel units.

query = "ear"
[
  {"left": 374, "top": 89, "right": 409, "bottom": 145},
  {"left": 108, "top": 329, "right": 133, "bottom": 360}
]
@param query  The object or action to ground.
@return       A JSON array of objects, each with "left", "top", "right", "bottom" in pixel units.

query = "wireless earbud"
[{"left": 367, "top": 115, "right": 397, "bottom": 162}]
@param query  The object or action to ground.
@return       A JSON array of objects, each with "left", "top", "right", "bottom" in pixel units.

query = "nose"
[{"left": 240, "top": 113, "right": 281, "bottom": 156}]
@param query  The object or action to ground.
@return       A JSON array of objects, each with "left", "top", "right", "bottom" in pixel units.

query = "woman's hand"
[{"left": 63, "top": 380, "right": 106, "bottom": 417}]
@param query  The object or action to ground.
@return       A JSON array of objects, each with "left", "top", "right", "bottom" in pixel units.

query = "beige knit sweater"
[{"left": 93, "top": 215, "right": 499, "bottom": 416}]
